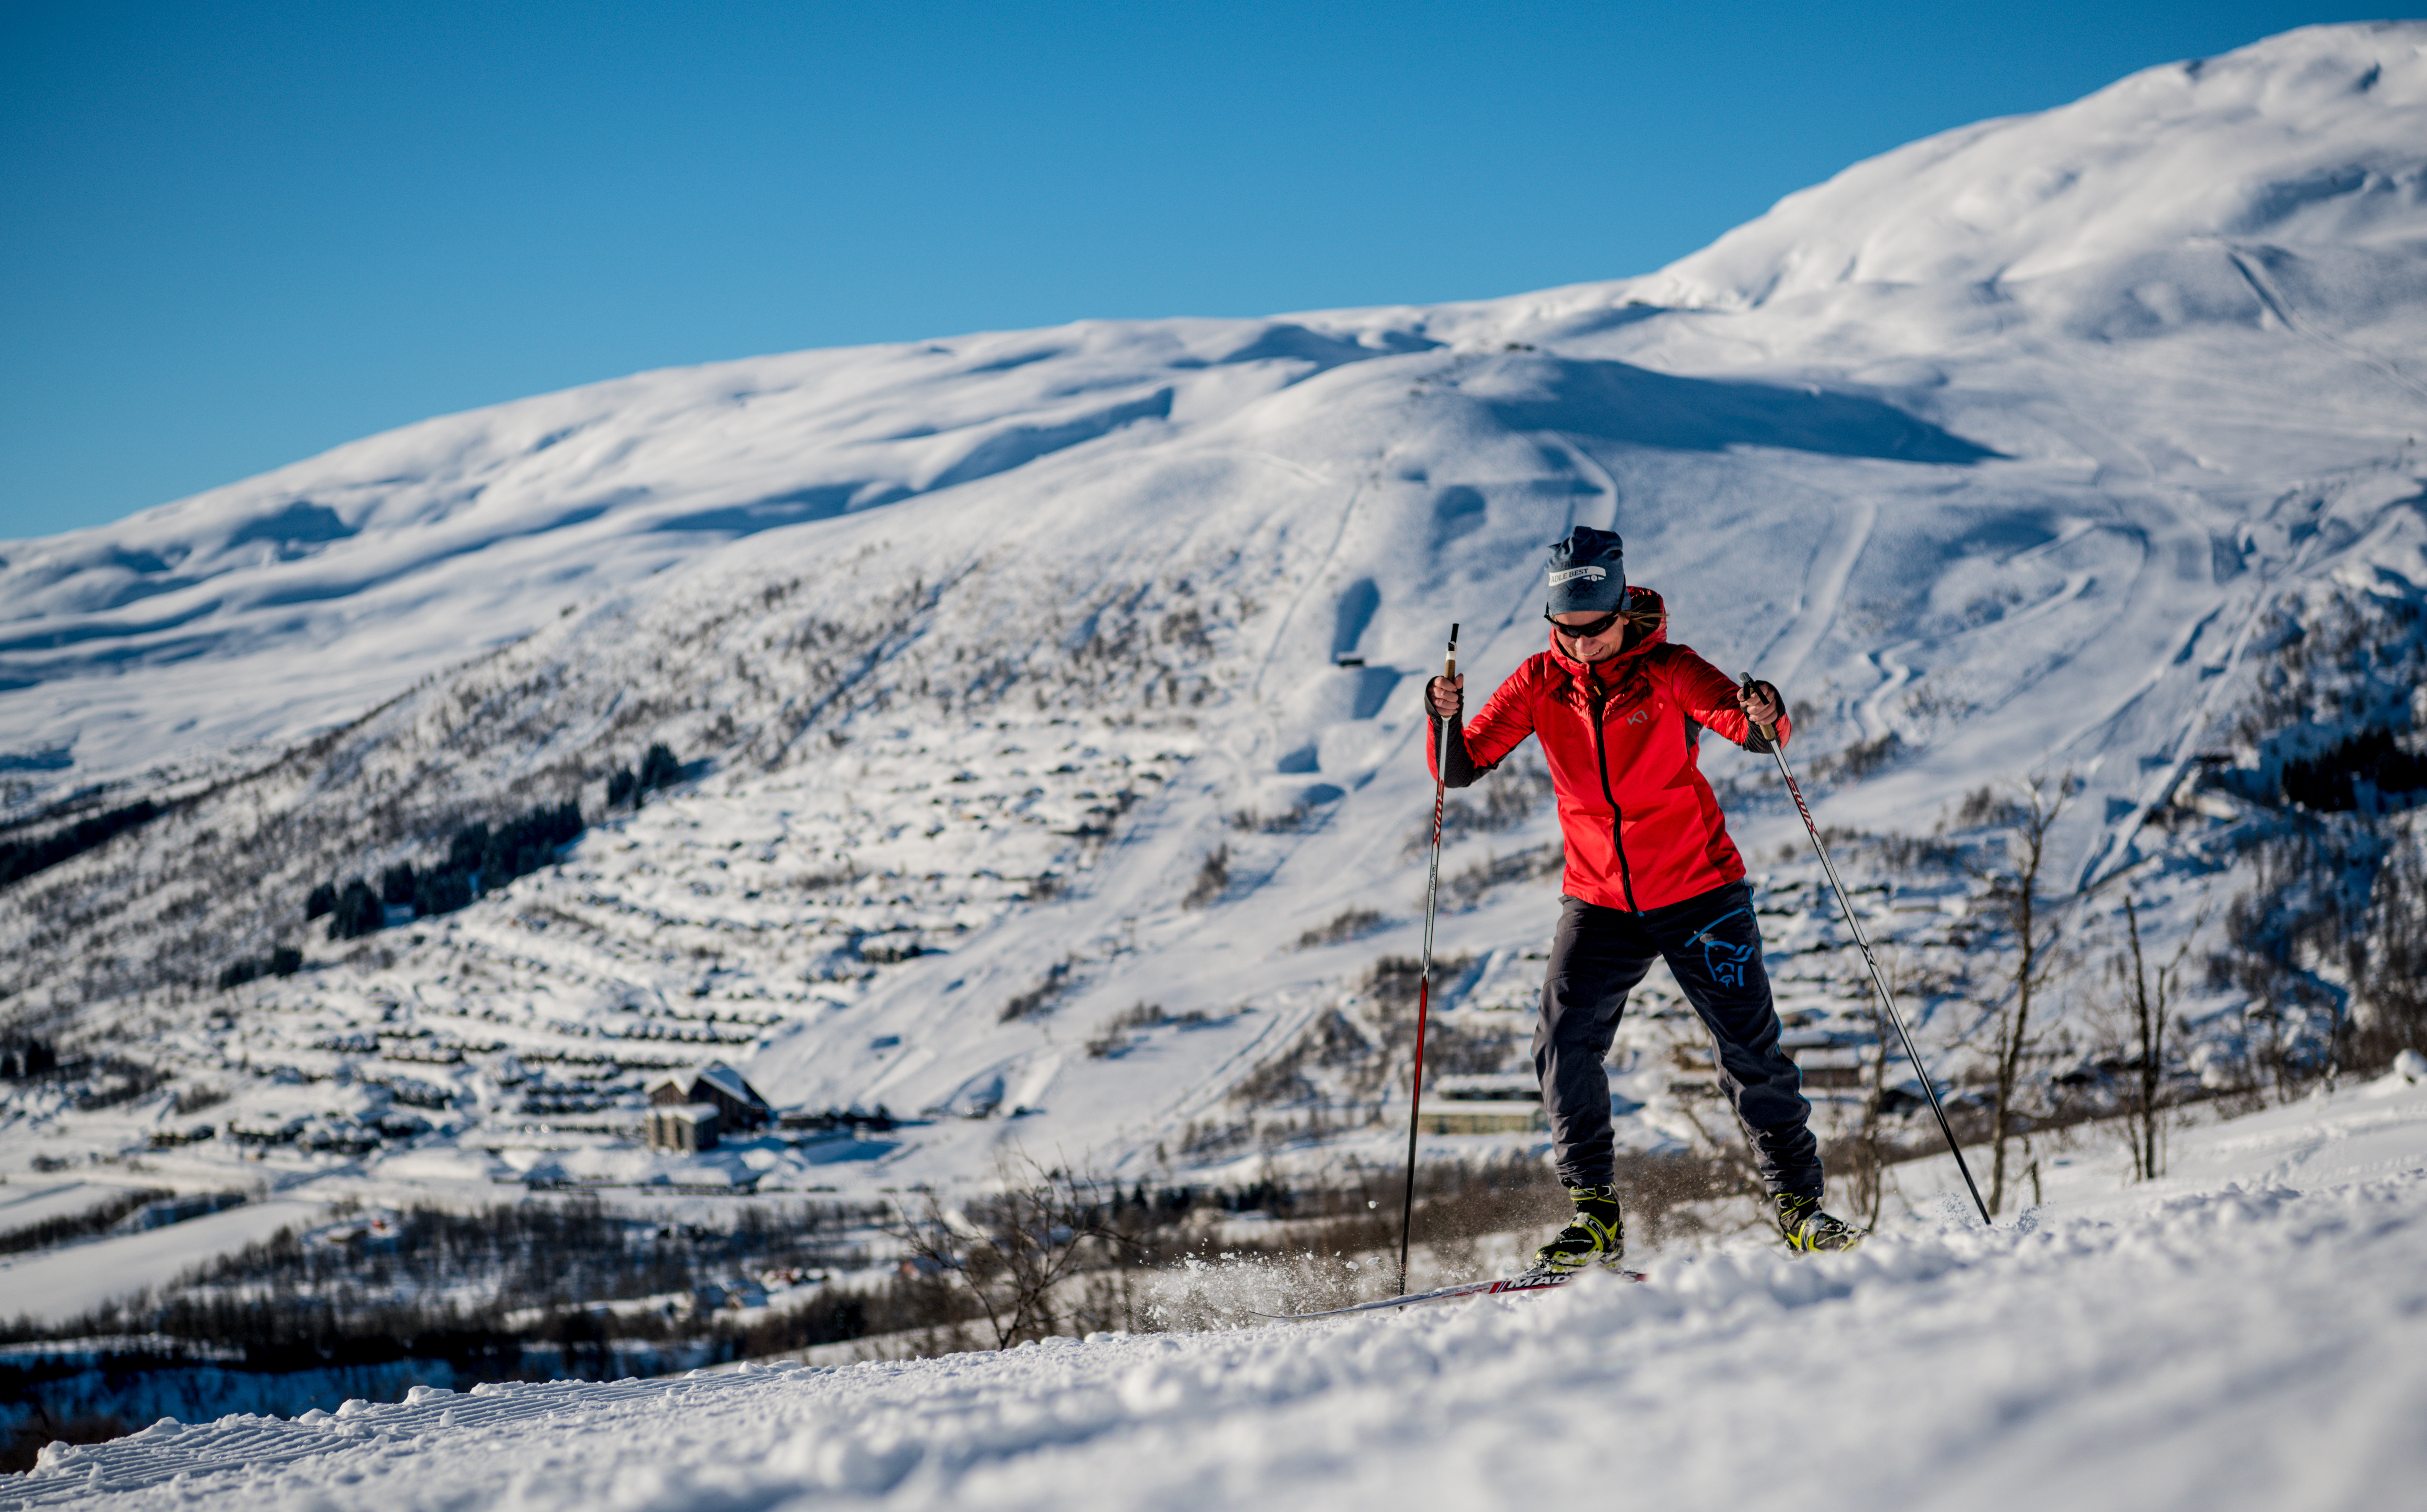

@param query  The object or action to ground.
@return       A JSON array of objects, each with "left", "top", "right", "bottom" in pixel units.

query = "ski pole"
[
  {"left": 1739, "top": 674, "right": 1993, "bottom": 1226},
  {"left": 1398, "top": 623, "right": 1459, "bottom": 1293}
]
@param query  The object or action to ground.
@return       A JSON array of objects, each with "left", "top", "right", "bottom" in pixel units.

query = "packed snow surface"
[{"left": 11, "top": 1071, "right": 2424, "bottom": 1510}]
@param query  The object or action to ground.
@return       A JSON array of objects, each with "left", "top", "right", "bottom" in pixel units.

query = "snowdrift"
[{"left": 10, "top": 1068, "right": 2425, "bottom": 1510}]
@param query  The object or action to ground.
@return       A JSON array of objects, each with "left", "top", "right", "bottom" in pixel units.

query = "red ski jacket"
[{"left": 1428, "top": 587, "right": 1790, "bottom": 913}]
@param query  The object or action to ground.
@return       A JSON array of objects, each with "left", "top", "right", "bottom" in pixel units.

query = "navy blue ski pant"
[{"left": 1536, "top": 880, "right": 1820, "bottom": 1197}]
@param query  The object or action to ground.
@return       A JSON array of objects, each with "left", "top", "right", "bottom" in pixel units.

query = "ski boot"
[
  {"left": 1527, "top": 1182, "right": 1626, "bottom": 1275},
  {"left": 1774, "top": 1190, "right": 1863, "bottom": 1253}
]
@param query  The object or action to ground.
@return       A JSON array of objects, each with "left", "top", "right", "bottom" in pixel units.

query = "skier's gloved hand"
[
  {"left": 1427, "top": 674, "right": 1464, "bottom": 720},
  {"left": 1736, "top": 679, "right": 1783, "bottom": 734}
]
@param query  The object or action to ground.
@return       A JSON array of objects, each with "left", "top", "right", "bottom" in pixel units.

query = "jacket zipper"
[{"left": 1584, "top": 669, "right": 1642, "bottom": 912}]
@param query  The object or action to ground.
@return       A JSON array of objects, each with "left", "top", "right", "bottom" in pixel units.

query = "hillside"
[{"left": 2, "top": 20, "right": 2425, "bottom": 1325}]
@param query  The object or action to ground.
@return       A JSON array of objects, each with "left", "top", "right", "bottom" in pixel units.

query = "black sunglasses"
[{"left": 1544, "top": 607, "right": 1627, "bottom": 640}]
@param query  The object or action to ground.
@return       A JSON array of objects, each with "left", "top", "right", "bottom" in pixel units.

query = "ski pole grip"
[
  {"left": 1739, "top": 671, "right": 1778, "bottom": 743},
  {"left": 1444, "top": 623, "right": 1459, "bottom": 680}
]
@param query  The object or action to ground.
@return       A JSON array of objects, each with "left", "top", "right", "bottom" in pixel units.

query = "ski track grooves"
[
  {"left": 2227, "top": 243, "right": 2427, "bottom": 408},
  {"left": 1770, "top": 493, "right": 1873, "bottom": 692}
]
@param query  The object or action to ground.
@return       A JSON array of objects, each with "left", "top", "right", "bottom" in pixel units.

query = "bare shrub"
[
  {"left": 1443, "top": 843, "right": 1562, "bottom": 908},
  {"left": 72, "top": 1057, "right": 168, "bottom": 1111},
  {"left": 1975, "top": 771, "right": 2073, "bottom": 1215},
  {"left": 998, "top": 957, "right": 1080, "bottom": 1023},
  {"left": 1296, "top": 908, "right": 1383, "bottom": 949},
  {"left": 1417, "top": 749, "right": 1555, "bottom": 853},
  {"left": 1232, "top": 804, "right": 1317, "bottom": 833},
  {"left": 1364, "top": 952, "right": 1476, "bottom": 1010},
  {"left": 1417, "top": 1016, "right": 1526, "bottom": 1079},
  {"left": 2111, "top": 894, "right": 2197, "bottom": 1181},
  {"left": 1812, "top": 730, "right": 1902, "bottom": 783},
  {"left": 2353, "top": 822, "right": 2427, "bottom": 1071},
  {"left": 1084, "top": 1001, "right": 1213, "bottom": 1057},
  {"left": 1181, "top": 845, "right": 1229, "bottom": 908},
  {"left": 889, "top": 1159, "right": 1150, "bottom": 1349},
  {"left": 1229, "top": 1041, "right": 1318, "bottom": 1107}
]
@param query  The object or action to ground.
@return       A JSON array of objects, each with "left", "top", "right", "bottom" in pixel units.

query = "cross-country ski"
[{"left": 1251, "top": 1265, "right": 1651, "bottom": 1320}]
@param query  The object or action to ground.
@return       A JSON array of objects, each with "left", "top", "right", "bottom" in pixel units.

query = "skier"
[{"left": 1426, "top": 525, "right": 1861, "bottom": 1270}]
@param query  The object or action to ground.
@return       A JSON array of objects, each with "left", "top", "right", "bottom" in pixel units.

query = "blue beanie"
[{"left": 1545, "top": 526, "right": 1628, "bottom": 615}]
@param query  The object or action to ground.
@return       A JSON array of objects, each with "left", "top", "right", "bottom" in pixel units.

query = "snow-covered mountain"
[
  {"left": 9, "top": 22, "right": 2421, "bottom": 805},
  {"left": 1648, "top": 21, "right": 2427, "bottom": 304},
  {"left": 3, "top": 21, "right": 2425, "bottom": 1283}
]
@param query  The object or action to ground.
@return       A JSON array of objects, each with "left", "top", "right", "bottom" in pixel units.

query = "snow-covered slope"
[
  {"left": 14, "top": 1066, "right": 2426, "bottom": 1511},
  {"left": 1645, "top": 20, "right": 2427, "bottom": 305},
  {"left": 2, "top": 22, "right": 2425, "bottom": 1279},
  {"left": 0, "top": 317, "right": 1418, "bottom": 788}
]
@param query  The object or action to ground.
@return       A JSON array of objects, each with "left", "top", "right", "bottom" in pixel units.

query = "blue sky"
[{"left": 0, "top": 1, "right": 2381, "bottom": 540}]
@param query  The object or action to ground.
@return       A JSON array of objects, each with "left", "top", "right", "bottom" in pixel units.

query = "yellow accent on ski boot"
[
  {"left": 1775, "top": 1191, "right": 1863, "bottom": 1253},
  {"left": 1531, "top": 1182, "right": 1626, "bottom": 1274}
]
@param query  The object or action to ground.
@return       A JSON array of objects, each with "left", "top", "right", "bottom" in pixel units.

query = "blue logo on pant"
[{"left": 1691, "top": 909, "right": 1759, "bottom": 989}]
